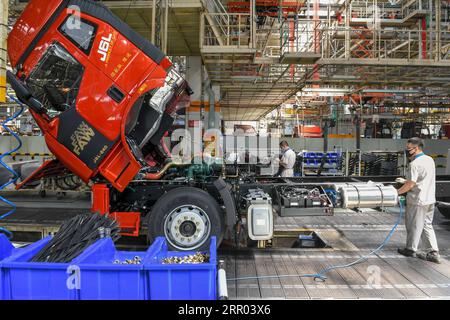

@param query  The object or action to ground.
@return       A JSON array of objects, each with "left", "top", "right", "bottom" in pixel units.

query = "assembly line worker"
[
  {"left": 279, "top": 141, "right": 296, "bottom": 177},
  {"left": 397, "top": 137, "right": 440, "bottom": 264}
]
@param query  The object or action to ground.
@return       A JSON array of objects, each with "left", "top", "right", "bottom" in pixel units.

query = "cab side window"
[
  {"left": 26, "top": 42, "right": 84, "bottom": 118},
  {"left": 59, "top": 15, "right": 97, "bottom": 54}
]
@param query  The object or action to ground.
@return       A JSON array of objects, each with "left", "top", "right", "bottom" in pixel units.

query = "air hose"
[
  {"left": 0, "top": 96, "right": 25, "bottom": 238},
  {"left": 229, "top": 199, "right": 405, "bottom": 282}
]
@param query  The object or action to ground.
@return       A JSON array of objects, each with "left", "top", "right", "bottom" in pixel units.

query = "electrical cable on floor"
[
  {"left": 228, "top": 200, "right": 405, "bottom": 282},
  {"left": 0, "top": 96, "right": 25, "bottom": 238}
]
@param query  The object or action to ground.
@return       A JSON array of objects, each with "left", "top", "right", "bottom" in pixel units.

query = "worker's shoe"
[
  {"left": 417, "top": 251, "right": 441, "bottom": 264},
  {"left": 397, "top": 248, "right": 416, "bottom": 257}
]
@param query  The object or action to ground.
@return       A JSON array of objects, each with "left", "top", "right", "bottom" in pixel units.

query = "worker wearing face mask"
[
  {"left": 397, "top": 137, "right": 440, "bottom": 263},
  {"left": 279, "top": 141, "right": 296, "bottom": 178}
]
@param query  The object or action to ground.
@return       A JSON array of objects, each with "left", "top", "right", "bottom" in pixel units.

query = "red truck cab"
[{"left": 8, "top": 0, "right": 189, "bottom": 192}]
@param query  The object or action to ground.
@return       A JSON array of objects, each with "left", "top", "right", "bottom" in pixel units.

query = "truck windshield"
[{"left": 26, "top": 42, "right": 84, "bottom": 118}]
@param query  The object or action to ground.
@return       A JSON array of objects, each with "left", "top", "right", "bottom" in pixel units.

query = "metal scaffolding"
[{"left": 7, "top": 0, "right": 450, "bottom": 121}]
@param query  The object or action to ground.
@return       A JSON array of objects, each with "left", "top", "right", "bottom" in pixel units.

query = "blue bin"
[
  {"left": 306, "top": 159, "right": 319, "bottom": 167},
  {"left": 327, "top": 152, "right": 338, "bottom": 159},
  {"left": 0, "top": 234, "right": 16, "bottom": 300},
  {"left": 144, "top": 237, "right": 217, "bottom": 300},
  {"left": 1, "top": 236, "right": 100, "bottom": 300},
  {"left": 74, "top": 238, "right": 148, "bottom": 300}
]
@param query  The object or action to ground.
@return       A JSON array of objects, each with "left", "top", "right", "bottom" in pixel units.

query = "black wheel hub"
[{"left": 180, "top": 221, "right": 197, "bottom": 237}]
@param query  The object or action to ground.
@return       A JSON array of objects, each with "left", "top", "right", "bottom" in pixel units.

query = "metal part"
[
  {"left": 278, "top": 186, "right": 333, "bottom": 216},
  {"left": 217, "top": 260, "right": 228, "bottom": 300},
  {"left": 161, "top": 252, "right": 210, "bottom": 264},
  {"left": 113, "top": 256, "right": 143, "bottom": 265},
  {"left": 340, "top": 184, "right": 399, "bottom": 209},
  {"left": 243, "top": 189, "right": 273, "bottom": 241},
  {"left": 163, "top": 205, "right": 211, "bottom": 250}
]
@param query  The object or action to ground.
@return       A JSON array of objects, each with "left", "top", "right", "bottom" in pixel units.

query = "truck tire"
[{"left": 147, "top": 187, "right": 224, "bottom": 251}]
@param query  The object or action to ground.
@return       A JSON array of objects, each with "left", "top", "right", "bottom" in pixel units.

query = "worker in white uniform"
[
  {"left": 397, "top": 137, "right": 440, "bottom": 264},
  {"left": 279, "top": 141, "right": 296, "bottom": 177}
]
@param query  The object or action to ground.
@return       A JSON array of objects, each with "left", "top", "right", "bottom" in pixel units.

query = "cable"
[
  {"left": 32, "top": 212, "right": 121, "bottom": 263},
  {"left": 0, "top": 95, "right": 25, "bottom": 238},
  {"left": 228, "top": 200, "right": 405, "bottom": 282}
]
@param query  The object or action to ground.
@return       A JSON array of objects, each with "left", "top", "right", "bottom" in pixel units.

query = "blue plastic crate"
[
  {"left": 74, "top": 238, "right": 148, "bottom": 300},
  {"left": 0, "top": 234, "right": 16, "bottom": 300},
  {"left": 1, "top": 236, "right": 100, "bottom": 300},
  {"left": 305, "top": 159, "right": 319, "bottom": 167},
  {"left": 144, "top": 237, "right": 217, "bottom": 300},
  {"left": 327, "top": 152, "right": 339, "bottom": 159}
]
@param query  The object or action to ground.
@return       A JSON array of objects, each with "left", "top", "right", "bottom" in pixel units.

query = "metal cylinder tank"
[{"left": 340, "top": 185, "right": 398, "bottom": 209}]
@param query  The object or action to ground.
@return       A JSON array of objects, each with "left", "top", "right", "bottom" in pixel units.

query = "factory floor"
[
  {"left": 223, "top": 209, "right": 450, "bottom": 299},
  {"left": 1, "top": 194, "right": 450, "bottom": 300}
]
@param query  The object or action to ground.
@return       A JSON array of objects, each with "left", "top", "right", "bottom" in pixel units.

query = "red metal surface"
[
  {"left": 91, "top": 183, "right": 110, "bottom": 215},
  {"left": 227, "top": 0, "right": 303, "bottom": 16},
  {"left": 7, "top": 0, "right": 64, "bottom": 67},
  {"left": 295, "top": 125, "right": 323, "bottom": 138},
  {"left": 91, "top": 184, "right": 141, "bottom": 237},
  {"left": 110, "top": 212, "right": 141, "bottom": 237},
  {"left": 7, "top": 0, "right": 171, "bottom": 191}
]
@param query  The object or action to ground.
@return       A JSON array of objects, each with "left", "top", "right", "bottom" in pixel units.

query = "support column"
[
  {"left": 151, "top": 0, "right": 168, "bottom": 51},
  {"left": 435, "top": 0, "right": 441, "bottom": 61},
  {"left": 0, "top": 0, "right": 8, "bottom": 103},
  {"left": 186, "top": 56, "right": 222, "bottom": 130},
  {"left": 345, "top": 0, "right": 351, "bottom": 59}
]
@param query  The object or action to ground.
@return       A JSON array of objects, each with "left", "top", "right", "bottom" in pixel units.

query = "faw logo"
[
  {"left": 98, "top": 33, "right": 113, "bottom": 62},
  {"left": 71, "top": 122, "right": 95, "bottom": 156}
]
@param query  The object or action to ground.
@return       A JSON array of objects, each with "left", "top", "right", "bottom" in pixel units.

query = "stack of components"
[
  {"left": 31, "top": 213, "right": 120, "bottom": 263},
  {"left": 161, "top": 252, "right": 210, "bottom": 264},
  {"left": 243, "top": 189, "right": 273, "bottom": 241},
  {"left": 361, "top": 153, "right": 399, "bottom": 176},
  {"left": 348, "top": 154, "right": 359, "bottom": 175},
  {"left": 278, "top": 186, "right": 333, "bottom": 216}
]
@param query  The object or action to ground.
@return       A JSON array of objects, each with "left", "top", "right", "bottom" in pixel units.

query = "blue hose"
[
  {"left": 0, "top": 96, "right": 25, "bottom": 238},
  {"left": 229, "top": 200, "right": 404, "bottom": 282}
]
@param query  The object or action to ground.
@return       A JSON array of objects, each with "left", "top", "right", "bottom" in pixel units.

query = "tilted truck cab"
[
  {"left": 7, "top": 0, "right": 190, "bottom": 192},
  {"left": 7, "top": 0, "right": 231, "bottom": 251}
]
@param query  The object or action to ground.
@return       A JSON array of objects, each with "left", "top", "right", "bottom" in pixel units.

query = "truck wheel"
[{"left": 147, "top": 187, "right": 224, "bottom": 251}]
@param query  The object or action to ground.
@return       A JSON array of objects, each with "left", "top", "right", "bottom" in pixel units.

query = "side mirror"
[{"left": 6, "top": 71, "right": 46, "bottom": 115}]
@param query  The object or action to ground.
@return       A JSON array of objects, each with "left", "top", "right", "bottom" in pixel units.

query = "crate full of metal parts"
[{"left": 144, "top": 237, "right": 217, "bottom": 300}]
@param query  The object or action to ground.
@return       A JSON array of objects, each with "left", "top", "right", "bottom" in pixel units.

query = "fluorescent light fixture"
[
  {"left": 230, "top": 76, "right": 262, "bottom": 81},
  {"left": 301, "top": 88, "right": 351, "bottom": 94}
]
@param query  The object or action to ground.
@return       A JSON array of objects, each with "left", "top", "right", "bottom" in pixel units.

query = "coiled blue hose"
[
  {"left": 0, "top": 96, "right": 25, "bottom": 238},
  {"left": 229, "top": 200, "right": 405, "bottom": 282}
]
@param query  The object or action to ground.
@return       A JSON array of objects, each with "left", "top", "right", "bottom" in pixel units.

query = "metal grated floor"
[
  {"left": 220, "top": 208, "right": 450, "bottom": 300},
  {"left": 2, "top": 198, "right": 450, "bottom": 299}
]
